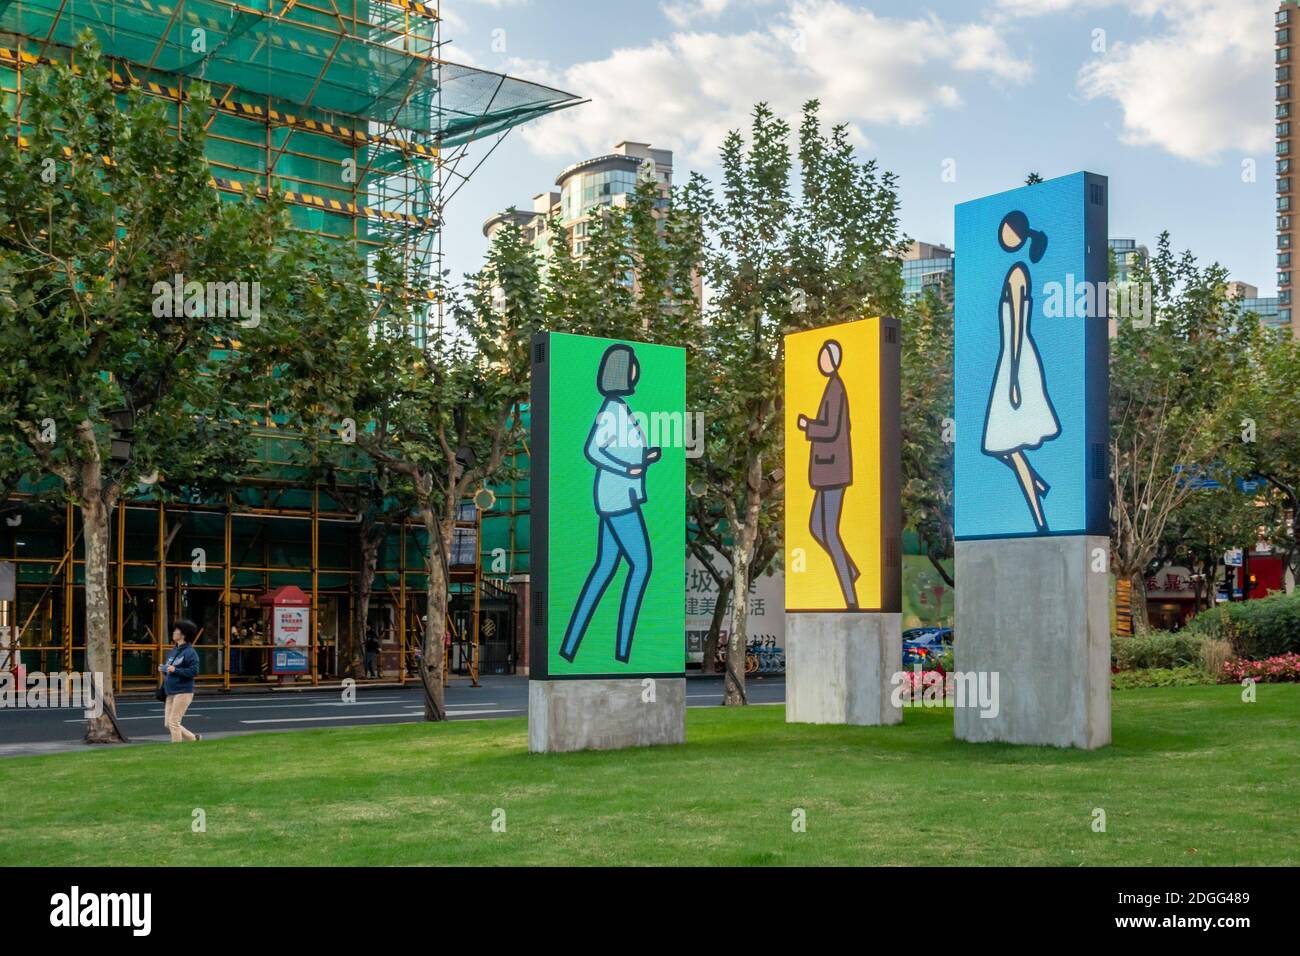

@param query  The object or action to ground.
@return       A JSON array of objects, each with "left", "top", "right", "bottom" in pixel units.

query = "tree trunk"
[
  {"left": 700, "top": 573, "right": 732, "bottom": 676},
  {"left": 723, "top": 544, "right": 751, "bottom": 705},
  {"left": 351, "top": 527, "right": 380, "bottom": 679},
  {"left": 926, "top": 550, "right": 954, "bottom": 588},
  {"left": 418, "top": 504, "right": 449, "bottom": 721},
  {"left": 351, "top": 522, "right": 379, "bottom": 681},
  {"left": 1129, "top": 571, "right": 1151, "bottom": 632},
  {"left": 724, "top": 455, "right": 764, "bottom": 706},
  {"left": 82, "top": 494, "right": 124, "bottom": 743}
]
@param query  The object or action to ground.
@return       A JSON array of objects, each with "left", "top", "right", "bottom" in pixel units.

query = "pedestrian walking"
[
  {"left": 364, "top": 626, "right": 381, "bottom": 679},
  {"left": 160, "top": 619, "right": 202, "bottom": 743}
]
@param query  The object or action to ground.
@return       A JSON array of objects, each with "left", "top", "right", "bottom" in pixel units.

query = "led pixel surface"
[
  {"left": 784, "top": 317, "right": 901, "bottom": 613},
  {"left": 530, "top": 332, "right": 686, "bottom": 679},
  {"left": 954, "top": 172, "right": 1109, "bottom": 540}
]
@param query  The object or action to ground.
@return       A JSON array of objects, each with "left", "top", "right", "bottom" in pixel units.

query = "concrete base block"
[
  {"left": 528, "top": 677, "right": 685, "bottom": 753},
  {"left": 785, "top": 612, "right": 903, "bottom": 726},
  {"left": 954, "top": 534, "right": 1111, "bottom": 749}
]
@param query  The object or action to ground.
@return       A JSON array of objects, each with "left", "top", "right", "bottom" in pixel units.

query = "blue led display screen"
[{"left": 954, "top": 171, "right": 1109, "bottom": 540}]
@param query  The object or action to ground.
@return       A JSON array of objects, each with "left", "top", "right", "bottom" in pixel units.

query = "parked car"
[{"left": 902, "top": 627, "right": 953, "bottom": 668}]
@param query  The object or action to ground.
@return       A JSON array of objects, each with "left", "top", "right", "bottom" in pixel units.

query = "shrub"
[
  {"left": 1184, "top": 590, "right": 1300, "bottom": 660},
  {"left": 1218, "top": 653, "right": 1300, "bottom": 684},
  {"left": 1112, "top": 631, "right": 1205, "bottom": 671},
  {"left": 1111, "top": 666, "right": 1214, "bottom": 689},
  {"left": 1198, "top": 638, "right": 1233, "bottom": 677}
]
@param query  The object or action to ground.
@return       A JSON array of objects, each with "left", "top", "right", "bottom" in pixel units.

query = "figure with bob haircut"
[{"left": 560, "top": 343, "right": 662, "bottom": 664}]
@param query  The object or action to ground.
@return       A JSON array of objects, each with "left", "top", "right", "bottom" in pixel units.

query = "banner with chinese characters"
[{"left": 684, "top": 548, "right": 783, "bottom": 663}]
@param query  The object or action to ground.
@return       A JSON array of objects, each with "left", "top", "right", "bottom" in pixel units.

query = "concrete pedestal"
[
  {"left": 954, "top": 534, "right": 1111, "bottom": 749},
  {"left": 528, "top": 677, "right": 685, "bottom": 753},
  {"left": 785, "top": 612, "right": 902, "bottom": 726}
]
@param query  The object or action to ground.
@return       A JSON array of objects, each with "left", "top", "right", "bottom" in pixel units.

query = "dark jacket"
[
  {"left": 163, "top": 643, "right": 200, "bottom": 696},
  {"left": 805, "top": 374, "right": 852, "bottom": 489}
]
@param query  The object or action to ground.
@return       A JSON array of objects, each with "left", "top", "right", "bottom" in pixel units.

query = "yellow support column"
[
  {"left": 156, "top": 502, "right": 166, "bottom": 672},
  {"left": 311, "top": 486, "right": 319, "bottom": 686},
  {"left": 115, "top": 502, "right": 125, "bottom": 692},
  {"left": 472, "top": 506, "right": 481, "bottom": 687},
  {"left": 223, "top": 500, "right": 232, "bottom": 691},
  {"left": 64, "top": 501, "right": 73, "bottom": 672},
  {"left": 398, "top": 518, "right": 407, "bottom": 687}
]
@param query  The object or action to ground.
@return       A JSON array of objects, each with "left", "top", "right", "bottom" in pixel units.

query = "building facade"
[
  {"left": 901, "top": 240, "right": 954, "bottom": 301},
  {"left": 1108, "top": 238, "right": 1148, "bottom": 286},
  {"left": 1278, "top": 3, "right": 1297, "bottom": 336},
  {"left": 0, "top": 1, "right": 578, "bottom": 690},
  {"left": 484, "top": 141, "right": 674, "bottom": 272}
]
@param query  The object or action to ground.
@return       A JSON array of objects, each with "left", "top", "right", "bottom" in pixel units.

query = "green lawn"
[{"left": 2, "top": 685, "right": 1297, "bottom": 866}]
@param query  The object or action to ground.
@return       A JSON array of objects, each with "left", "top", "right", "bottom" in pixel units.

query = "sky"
[{"left": 435, "top": 0, "right": 1276, "bottom": 293}]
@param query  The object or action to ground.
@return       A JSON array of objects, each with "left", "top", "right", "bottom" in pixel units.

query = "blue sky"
[{"left": 438, "top": 0, "right": 1274, "bottom": 292}]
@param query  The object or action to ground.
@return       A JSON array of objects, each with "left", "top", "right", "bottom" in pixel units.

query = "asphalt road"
[{"left": 0, "top": 674, "right": 786, "bottom": 756}]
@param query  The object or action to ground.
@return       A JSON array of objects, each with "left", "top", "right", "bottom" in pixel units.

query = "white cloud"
[
  {"left": 510, "top": 0, "right": 1031, "bottom": 166},
  {"left": 993, "top": 0, "right": 1117, "bottom": 18},
  {"left": 661, "top": 0, "right": 778, "bottom": 28},
  {"left": 1073, "top": 0, "right": 1273, "bottom": 162}
]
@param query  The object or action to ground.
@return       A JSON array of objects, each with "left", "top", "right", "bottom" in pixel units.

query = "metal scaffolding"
[{"left": 0, "top": 1, "right": 576, "bottom": 688}]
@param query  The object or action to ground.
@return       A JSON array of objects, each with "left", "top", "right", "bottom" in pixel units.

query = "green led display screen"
[{"left": 529, "top": 332, "right": 686, "bottom": 679}]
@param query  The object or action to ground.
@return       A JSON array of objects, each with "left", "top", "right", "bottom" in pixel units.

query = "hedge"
[
  {"left": 1112, "top": 631, "right": 1206, "bottom": 671},
  {"left": 1183, "top": 589, "right": 1300, "bottom": 659}
]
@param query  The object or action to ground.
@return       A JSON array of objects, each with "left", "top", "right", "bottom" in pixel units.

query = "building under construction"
[{"left": 0, "top": 0, "right": 573, "bottom": 690}]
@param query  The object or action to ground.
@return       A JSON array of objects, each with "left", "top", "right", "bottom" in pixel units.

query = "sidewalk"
[{"left": 112, "top": 674, "right": 485, "bottom": 700}]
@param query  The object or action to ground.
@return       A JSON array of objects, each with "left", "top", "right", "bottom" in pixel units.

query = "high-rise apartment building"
[
  {"left": 485, "top": 141, "right": 673, "bottom": 258},
  {"left": 1228, "top": 281, "right": 1287, "bottom": 333},
  {"left": 901, "top": 241, "right": 954, "bottom": 301},
  {"left": 1108, "top": 238, "right": 1148, "bottom": 286},
  {"left": 1277, "top": 3, "right": 1297, "bottom": 335}
]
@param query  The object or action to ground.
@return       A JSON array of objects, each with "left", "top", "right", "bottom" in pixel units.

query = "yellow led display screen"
[{"left": 783, "top": 316, "right": 901, "bottom": 613}]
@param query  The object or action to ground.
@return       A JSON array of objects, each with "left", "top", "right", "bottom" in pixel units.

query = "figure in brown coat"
[{"left": 797, "top": 339, "right": 860, "bottom": 609}]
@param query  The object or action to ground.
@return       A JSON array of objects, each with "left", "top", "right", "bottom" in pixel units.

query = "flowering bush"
[
  {"left": 894, "top": 668, "right": 953, "bottom": 701},
  {"left": 1218, "top": 653, "right": 1300, "bottom": 684}
]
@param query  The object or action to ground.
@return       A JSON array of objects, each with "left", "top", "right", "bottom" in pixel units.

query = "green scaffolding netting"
[{"left": 0, "top": 0, "right": 580, "bottom": 140}]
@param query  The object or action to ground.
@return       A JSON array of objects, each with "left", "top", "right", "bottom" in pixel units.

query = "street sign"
[{"left": 1224, "top": 548, "right": 1243, "bottom": 568}]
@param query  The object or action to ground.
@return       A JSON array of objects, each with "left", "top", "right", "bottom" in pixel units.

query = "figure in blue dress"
[
  {"left": 560, "top": 344, "right": 661, "bottom": 664},
  {"left": 982, "top": 210, "right": 1060, "bottom": 531}
]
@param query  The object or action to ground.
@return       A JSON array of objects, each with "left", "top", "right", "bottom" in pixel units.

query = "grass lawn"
[{"left": 2, "top": 684, "right": 1297, "bottom": 866}]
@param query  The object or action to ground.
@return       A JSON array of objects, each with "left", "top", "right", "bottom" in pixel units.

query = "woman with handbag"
[{"left": 158, "top": 619, "right": 202, "bottom": 743}]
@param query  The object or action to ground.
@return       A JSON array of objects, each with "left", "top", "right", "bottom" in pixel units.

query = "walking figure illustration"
[
  {"left": 560, "top": 344, "right": 661, "bottom": 664},
  {"left": 796, "top": 339, "right": 860, "bottom": 609},
  {"left": 982, "top": 210, "right": 1060, "bottom": 532}
]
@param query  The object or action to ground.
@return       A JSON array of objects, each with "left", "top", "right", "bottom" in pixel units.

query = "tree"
[
  {"left": 900, "top": 283, "right": 955, "bottom": 585},
  {"left": 693, "top": 101, "right": 904, "bottom": 704},
  {"left": 0, "top": 36, "right": 333, "bottom": 741},
  {"left": 1157, "top": 480, "right": 1280, "bottom": 612},
  {"left": 541, "top": 172, "right": 705, "bottom": 344},
  {"left": 321, "top": 230, "right": 539, "bottom": 720},
  {"left": 1109, "top": 234, "right": 1258, "bottom": 628},
  {"left": 1245, "top": 329, "right": 1300, "bottom": 584},
  {"left": 1025, "top": 172, "right": 1044, "bottom": 185}
]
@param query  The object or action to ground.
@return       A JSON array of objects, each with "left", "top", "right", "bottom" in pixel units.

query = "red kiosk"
[{"left": 260, "top": 585, "right": 312, "bottom": 677}]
